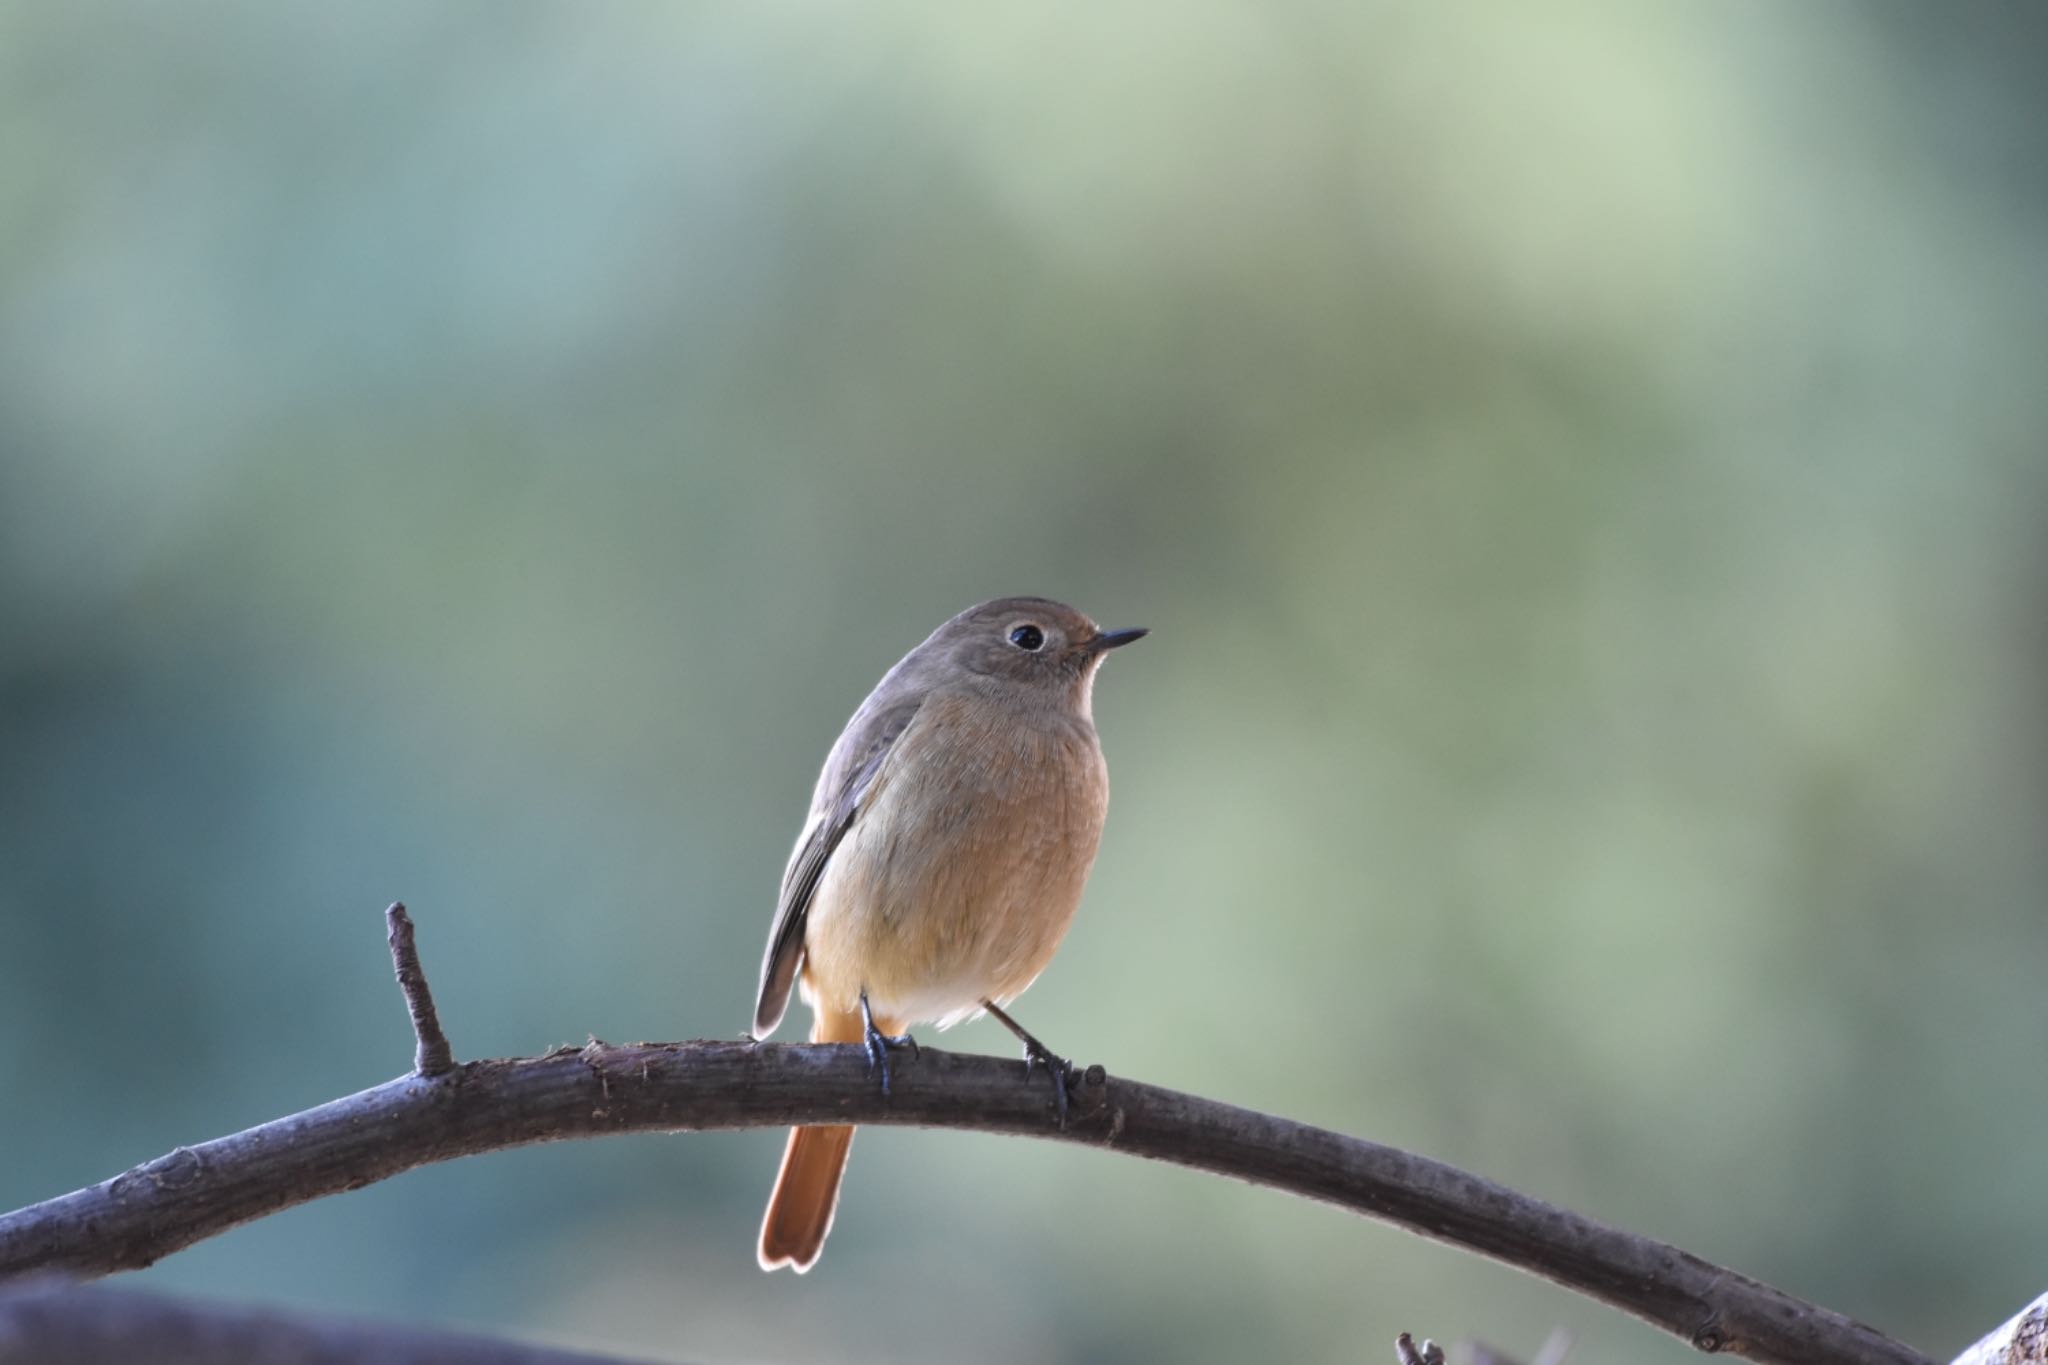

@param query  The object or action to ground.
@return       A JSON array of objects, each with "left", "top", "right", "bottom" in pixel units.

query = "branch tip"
[
  {"left": 384, "top": 902, "right": 455, "bottom": 1077},
  {"left": 1396, "top": 1333, "right": 1447, "bottom": 1365}
]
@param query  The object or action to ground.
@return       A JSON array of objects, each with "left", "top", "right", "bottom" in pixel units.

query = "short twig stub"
[{"left": 384, "top": 902, "right": 455, "bottom": 1077}]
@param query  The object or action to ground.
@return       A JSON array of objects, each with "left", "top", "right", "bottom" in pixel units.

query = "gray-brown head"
[{"left": 908, "top": 596, "right": 1146, "bottom": 713}]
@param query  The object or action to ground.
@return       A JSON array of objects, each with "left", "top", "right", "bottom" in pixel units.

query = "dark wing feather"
[{"left": 750, "top": 694, "right": 924, "bottom": 1037}]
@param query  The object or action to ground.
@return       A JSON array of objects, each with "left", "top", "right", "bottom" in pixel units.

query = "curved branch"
[{"left": 0, "top": 1039, "right": 1927, "bottom": 1365}]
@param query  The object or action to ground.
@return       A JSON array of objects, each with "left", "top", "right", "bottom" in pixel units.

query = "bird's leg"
[
  {"left": 981, "top": 999, "right": 1073, "bottom": 1128},
  {"left": 859, "top": 989, "right": 918, "bottom": 1098}
]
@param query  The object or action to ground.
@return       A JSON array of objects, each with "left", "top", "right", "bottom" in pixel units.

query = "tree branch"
[
  {"left": 0, "top": 906, "right": 1940, "bottom": 1365},
  {"left": 0, "top": 1037, "right": 1927, "bottom": 1365},
  {"left": 1951, "top": 1289, "right": 2048, "bottom": 1365}
]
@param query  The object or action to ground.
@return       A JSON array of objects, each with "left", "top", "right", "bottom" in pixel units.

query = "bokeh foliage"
[{"left": 3, "top": 4, "right": 2046, "bottom": 1362}]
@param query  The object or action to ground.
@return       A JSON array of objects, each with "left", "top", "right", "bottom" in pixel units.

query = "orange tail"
[
  {"left": 758, "top": 1005, "right": 883, "bottom": 1272},
  {"left": 758, "top": 1123, "right": 853, "bottom": 1273}
]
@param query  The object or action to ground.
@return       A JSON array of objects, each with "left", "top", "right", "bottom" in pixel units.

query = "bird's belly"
[{"left": 800, "top": 738, "right": 1106, "bottom": 1028}]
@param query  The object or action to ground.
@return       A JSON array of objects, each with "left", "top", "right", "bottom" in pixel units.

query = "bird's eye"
[{"left": 1008, "top": 623, "right": 1046, "bottom": 651}]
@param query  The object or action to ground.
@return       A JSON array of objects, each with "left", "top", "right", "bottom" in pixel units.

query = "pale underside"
[{"left": 796, "top": 691, "right": 1108, "bottom": 1030}]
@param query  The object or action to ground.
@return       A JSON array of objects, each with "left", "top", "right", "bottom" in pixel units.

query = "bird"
[{"left": 750, "top": 595, "right": 1146, "bottom": 1273}]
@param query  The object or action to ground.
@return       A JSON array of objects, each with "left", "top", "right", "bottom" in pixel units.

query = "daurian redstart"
[{"left": 750, "top": 596, "right": 1145, "bottom": 1272}]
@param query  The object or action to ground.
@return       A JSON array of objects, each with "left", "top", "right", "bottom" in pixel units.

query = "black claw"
[
  {"left": 983, "top": 999, "right": 1075, "bottom": 1129},
  {"left": 859, "top": 990, "right": 917, "bottom": 1098},
  {"left": 1021, "top": 1043, "right": 1074, "bottom": 1128}
]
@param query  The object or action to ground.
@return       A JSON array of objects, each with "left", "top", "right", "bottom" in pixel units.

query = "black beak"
[{"left": 1088, "top": 627, "right": 1149, "bottom": 654}]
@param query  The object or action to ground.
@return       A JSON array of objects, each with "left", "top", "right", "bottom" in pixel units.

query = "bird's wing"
[{"left": 751, "top": 694, "right": 926, "bottom": 1037}]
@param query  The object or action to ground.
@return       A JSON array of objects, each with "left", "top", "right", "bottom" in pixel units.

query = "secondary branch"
[{"left": 0, "top": 1278, "right": 666, "bottom": 1365}]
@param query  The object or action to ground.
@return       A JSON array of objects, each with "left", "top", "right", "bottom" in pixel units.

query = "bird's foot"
[
  {"left": 859, "top": 990, "right": 918, "bottom": 1098},
  {"left": 982, "top": 999, "right": 1073, "bottom": 1128},
  {"left": 1021, "top": 1042, "right": 1075, "bottom": 1129}
]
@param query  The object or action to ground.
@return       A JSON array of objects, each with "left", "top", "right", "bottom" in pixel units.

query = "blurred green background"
[{"left": 4, "top": 4, "right": 2046, "bottom": 1362}]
